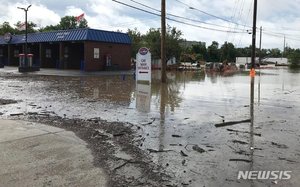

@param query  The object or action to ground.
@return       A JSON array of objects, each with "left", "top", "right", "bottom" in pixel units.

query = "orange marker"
[{"left": 250, "top": 68, "right": 256, "bottom": 77}]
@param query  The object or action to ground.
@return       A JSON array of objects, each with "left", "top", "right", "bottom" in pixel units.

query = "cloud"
[
  {"left": 0, "top": 1, "right": 60, "bottom": 28},
  {"left": 64, "top": 6, "right": 84, "bottom": 17},
  {"left": 1, "top": 0, "right": 300, "bottom": 49}
]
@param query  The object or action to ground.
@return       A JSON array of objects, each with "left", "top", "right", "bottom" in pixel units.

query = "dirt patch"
[{"left": 10, "top": 114, "right": 177, "bottom": 187}]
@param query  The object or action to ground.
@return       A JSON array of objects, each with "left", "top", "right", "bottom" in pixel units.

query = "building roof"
[{"left": 0, "top": 28, "right": 131, "bottom": 45}]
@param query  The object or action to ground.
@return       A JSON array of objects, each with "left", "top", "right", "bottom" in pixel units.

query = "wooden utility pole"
[
  {"left": 283, "top": 35, "right": 286, "bottom": 58},
  {"left": 251, "top": 0, "right": 257, "bottom": 70},
  {"left": 161, "top": 0, "right": 167, "bottom": 83},
  {"left": 259, "top": 26, "right": 262, "bottom": 65}
]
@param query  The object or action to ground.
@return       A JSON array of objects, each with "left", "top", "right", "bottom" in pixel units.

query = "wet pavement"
[
  {"left": 0, "top": 66, "right": 300, "bottom": 186},
  {"left": 0, "top": 120, "right": 107, "bottom": 187}
]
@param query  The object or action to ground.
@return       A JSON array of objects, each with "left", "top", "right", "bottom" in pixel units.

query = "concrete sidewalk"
[{"left": 0, "top": 120, "right": 107, "bottom": 187}]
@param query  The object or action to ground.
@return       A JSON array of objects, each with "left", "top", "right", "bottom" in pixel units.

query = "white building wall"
[{"left": 235, "top": 57, "right": 288, "bottom": 64}]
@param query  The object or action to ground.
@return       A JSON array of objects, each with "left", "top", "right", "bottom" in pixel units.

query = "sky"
[{"left": 1, "top": 0, "right": 300, "bottom": 50}]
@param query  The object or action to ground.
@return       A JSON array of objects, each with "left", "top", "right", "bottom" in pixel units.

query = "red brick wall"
[{"left": 84, "top": 41, "right": 131, "bottom": 71}]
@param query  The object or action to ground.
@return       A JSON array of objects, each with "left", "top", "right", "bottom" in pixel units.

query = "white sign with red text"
[{"left": 136, "top": 47, "right": 151, "bottom": 83}]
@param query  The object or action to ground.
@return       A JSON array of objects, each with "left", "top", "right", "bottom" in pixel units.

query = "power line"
[
  {"left": 167, "top": 17, "right": 245, "bottom": 33},
  {"left": 236, "top": 0, "right": 253, "bottom": 47},
  {"left": 112, "top": 0, "right": 247, "bottom": 33},
  {"left": 263, "top": 30, "right": 300, "bottom": 42},
  {"left": 113, "top": 0, "right": 300, "bottom": 45},
  {"left": 174, "top": 0, "right": 250, "bottom": 28},
  {"left": 129, "top": 0, "right": 246, "bottom": 31}
]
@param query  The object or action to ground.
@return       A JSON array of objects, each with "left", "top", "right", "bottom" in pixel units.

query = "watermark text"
[{"left": 237, "top": 171, "right": 292, "bottom": 180}]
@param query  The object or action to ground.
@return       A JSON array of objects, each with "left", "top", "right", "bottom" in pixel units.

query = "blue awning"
[{"left": 0, "top": 28, "right": 131, "bottom": 45}]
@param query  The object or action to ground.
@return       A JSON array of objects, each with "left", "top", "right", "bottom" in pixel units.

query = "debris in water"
[
  {"left": 113, "top": 132, "right": 126, "bottom": 137},
  {"left": 147, "top": 149, "right": 174, "bottom": 153},
  {"left": 232, "top": 140, "right": 248, "bottom": 145},
  {"left": 215, "top": 119, "right": 251, "bottom": 128},
  {"left": 170, "top": 143, "right": 183, "bottom": 146},
  {"left": 180, "top": 150, "right": 188, "bottom": 157},
  {"left": 227, "top": 128, "right": 261, "bottom": 136},
  {"left": 141, "top": 118, "right": 156, "bottom": 125},
  {"left": 172, "top": 134, "right": 182, "bottom": 138},
  {"left": 10, "top": 113, "right": 23, "bottom": 116},
  {"left": 278, "top": 157, "right": 296, "bottom": 163},
  {"left": 229, "top": 159, "right": 251, "bottom": 163},
  {"left": 0, "top": 99, "right": 18, "bottom": 105},
  {"left": 214, "top": 113, "right": 225, "bottom": 118},
  {"left": 271, "top": 142, "right": 288, "bottom": 149},
  {"left": 192, "top": 145, "right": 205, "bottom": 153}
]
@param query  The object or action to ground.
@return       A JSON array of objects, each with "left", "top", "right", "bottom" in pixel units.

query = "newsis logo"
[{"left": 237, "top": 171, "right": 292, "bottom": 180}]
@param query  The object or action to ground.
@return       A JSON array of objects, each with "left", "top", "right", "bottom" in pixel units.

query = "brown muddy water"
[{"left": 0, "top": 67, "right": 300, "bottom": 187}]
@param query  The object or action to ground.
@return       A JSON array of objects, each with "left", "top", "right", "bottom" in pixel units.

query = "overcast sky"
[{"left": 1, "top": 0, "right": 300, "bottom": 49}]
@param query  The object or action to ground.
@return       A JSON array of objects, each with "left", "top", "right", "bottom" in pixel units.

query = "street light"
[{"left": 17, "top": 4, "right": 31, "bottom": 68}]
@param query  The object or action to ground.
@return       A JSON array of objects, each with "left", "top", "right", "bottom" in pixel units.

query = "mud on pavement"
[{"left": 9, "top": 114, "right": 177, "bottom": 187}]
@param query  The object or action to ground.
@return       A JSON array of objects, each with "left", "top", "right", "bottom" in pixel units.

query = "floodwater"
[{"left": 0, "top": 67, "right": 300, "bottom": 186}]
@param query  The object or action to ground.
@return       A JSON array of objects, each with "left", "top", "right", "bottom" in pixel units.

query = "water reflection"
[
  {"left": 257, "top": 70, "right": 261, "bottom": 105},
  {"left": 159, "top": 83, "right": 168, "bottom": 154},
  {"left": 288, "top": 66, "right": 300, "bottom": 73},
  {"left": 76, "top": 76, "right": 135, "bottom": 104},
  {"left": 249, "top": 76, "right": 255, "bottom": 187},
  {"left": 152, "top": 70, "right": 205, "bottom": 83},
  {"left": 136, "top": 83, "right": 151, "bottom": 112}
]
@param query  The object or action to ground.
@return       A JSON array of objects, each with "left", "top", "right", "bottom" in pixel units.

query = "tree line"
[
  {"left": 128, "top": 27, "right": 300, "bottom": 67},
  {"left": 0, "top": 16, "right": 88, "bottom": 36}
]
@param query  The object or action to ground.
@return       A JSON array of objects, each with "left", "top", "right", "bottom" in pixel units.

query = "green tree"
[
  {"left": 260, "top": 48, "right": 268, "bottom": 59},
  {"left": 220, "top": 42, "right": 236, "bottom": 62},
  {"left": 14, "top": 21, "right": 37, "bottom": 34},
  {"left": 283, "top": 46, "right": 294, "bottom": 58},
  {"left": 288, "top": 49, "right": 300, "bottom": 67},
  {"left": 0, "top": 22, "right": 15, "bottom": 35},
  {"left": 207, "top": 41, "right": 220, "bottom": 62},
  {"left": 191, "top": 42, "right": 207, "bottom": 61},
  {"left": 267, "top": 48, "right": 282, "bottom": 58},
  {"left": 127, "top": 28, "right": 143, "bottom": 58},
  {"left": 78, "top": 18, "right": 88, "bottom": 28},
  {"left": 39, "top": 24, "right": 61, "bottom": 32},
  {"left": 236, "top": 46, "right": 251, "bottom": 57},
  {"left": 166, "top": 26, "right": 182, "bottom": 61},
  {"left": 59, "top": 16, "right": 77, "bottom": 30},
  {"left": 143, "top": 28, "right": 161, "bottom": 59},
  {"left": 143, "top": 26, "right": 182, "bottom": 62},
  {"left": 39, "top": 16, "right": 88, "bottom": 32},
  {"left": 57, "top": 16, "right": 88, "bottom": 30}
]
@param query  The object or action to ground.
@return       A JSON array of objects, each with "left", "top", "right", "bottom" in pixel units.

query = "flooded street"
[{"left": 0, "top": 67, "right": 300, "bottom": 186}]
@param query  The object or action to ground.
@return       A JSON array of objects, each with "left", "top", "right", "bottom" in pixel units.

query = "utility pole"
[
  {"left": 283, "top": 35, "right": 286, "bottom": 58},
  {"left": 161, "top": 0, "right": 167, "bottom": 83},
  {"left": 249, "top": 0, "right": 258, "bottom": 169},
  {"left": 259, "top": 26, "right": 262, "bottom": 65},
  {"left": 251, "top": 0, "right": 257, "bottom": 70}
]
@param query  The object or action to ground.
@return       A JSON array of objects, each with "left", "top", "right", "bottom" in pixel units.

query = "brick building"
[{"left": 0, "top": 28, "right": 131, "bottom": 71}]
